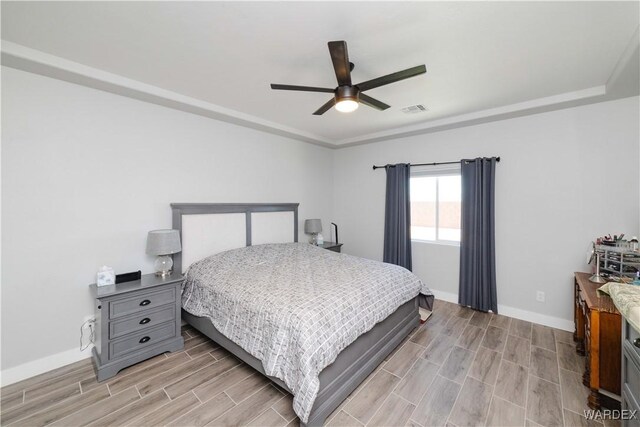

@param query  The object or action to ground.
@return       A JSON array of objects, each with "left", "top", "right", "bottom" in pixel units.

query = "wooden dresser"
[{"left": 574, "top": 272, "right": 621, "bottom": 409}]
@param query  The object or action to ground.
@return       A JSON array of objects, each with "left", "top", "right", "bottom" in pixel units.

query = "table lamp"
[
  {"left": 304, "top": 219, "right": 322, "bottom": 245},
  {"left": 146, "top": 229, "right": 181, "bottom": 277}
]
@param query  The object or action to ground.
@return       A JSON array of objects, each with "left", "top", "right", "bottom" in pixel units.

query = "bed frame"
[{"left": 171, "top": 203, "right": 420, "bottom": 426}]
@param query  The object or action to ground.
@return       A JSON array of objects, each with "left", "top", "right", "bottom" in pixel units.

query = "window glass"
[{"left": 410, "top": 173, "right": 461, "bottom": 243}]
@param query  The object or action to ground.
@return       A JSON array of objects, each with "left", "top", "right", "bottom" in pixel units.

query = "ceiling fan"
[{"left": 270, "top": 41, "right": 427, "bottom": 115}]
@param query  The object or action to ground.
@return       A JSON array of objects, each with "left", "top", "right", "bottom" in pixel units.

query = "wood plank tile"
[
  {"left": 559, "top": 368, "right": 590, "bottom": 414},
  {"left": 394, "top": 359, "right": 440, "bottom": 404},
  {"left": 107, "top": 352, "right": 191, "bottom": 394},
  {"left": 247, "top": 408, "right": 287, "bottom": 427},
  {"left": 344, "top": 369, "right": 400, "bottom": 425},
  {"left": 563, "top": 409, "right": 604, "bottom": 427},
  {"left": 485, "top": 396, "right": 525, "bottom": 427},
  {"left": 442, "top": 316, "right": 469, "bottom": 337},
  {"left": 226, "top": 373, "right": 271, "bottom": 402},
  {"left": 468, "top": 311, "right": 492, "bottom": 329},
  {"left": 136, "top": 391, "right": 201, "bottom": 427},
  {"left": 426, "top": 309, "right": 453, "bottom": 329},
  {"left": 530, "top": 346, "right": 559, "bottom": 384},
  {"left": 553, "top": 329, "right": 575, "bottom": 344},
  {"left": 448, "top": 377, "right": 493, "bottom": 427},
  {"left": 526, "top": 375, "right": 563, "bottom": 427},
  {"left": 23, "top": 365, "right": 96, "bottom": 402},
  {"left": 557, "top": 341, "right": 584, "bottom": 373},
  {"left": 326, "top": 410, "right": 363, "bottom": 427},
  {"left": 489, "top": 314, "right": 512, "bottom": 330},
  {"left": 88, "top": 389, "right": 169, "bottom": 427},
  {"left": 0, "top": 383, "right": 81, "bottom": 425},
  {"left": 187, "top": 340, "right": 219, "bottom": 358},
  {"left": 210, "top": 347, "right": 232, "bottom": 361},
  {"left": 13, "top": 385, "right": 110, "bottom": 427},
  {"left": 423, "top": 334, "right": 458, "bottom": 365},
  {"left": 453, "top": 306, "right": 475, "bottom": 320},
  {"left": 50, "top": 387, "right": 140, "bottom": 427},
  {"left": 481, "top": 326, "right": 508, "bottom": 352},
  {"left": 439, "top": 346, "right": 475, "bottom": 384},
  {"left": 411, "top": 375, "right": 461, "bottom": 427},
  {"left": 0, "top": 358, "right": 91, "bottom": 396},
  {"left": 0, "top": 390, "right": 23, "bottom": 411},
  {"left": 494, "top": 360, "right": 528, "bottom": 407},
  {"left": 272, "top": 394, "right": 297, "bottom": 423},
  {"left": 468, "top": 347, "right": 502, "bottom": 385},
  {"left": 137, "top": 354, "right": 218, "bottom": 397},
  {"left": 510, "top": 319, "right": 532, "bottom": 340},
  {"left": 368, "top": 393, "right": 415, "bottom": 427},
  {"left": 163, "top": 355, "right": 240, "bottom": 399},
  {"left": 168, "top": 392, "right": 236, "bottom": 427},
  {"left": 385, "top": 342, "right": 425, "bottom": 377},
  {"left": 208, "top": 385, "right": 283, "bottom": 426},
  {"left": 193, "top": 364, "right": 256, "bottom": 402},
  {"left": 456, "top": 325, "right": 485, "bottom": 351},
  {"left": 503, "top": 335, "right": 531, "bottom": 367},
  {"left": 410, "top": 324, "right": 441, "bottom": 348},
  {"left": 531, "top": 324, "right": 556, "bottom": 352},
  {"left": 182, "top": 334, "right": 208, "bottom": 351}
]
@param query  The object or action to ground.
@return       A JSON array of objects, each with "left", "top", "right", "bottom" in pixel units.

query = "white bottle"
[{"left": 316, "top": 233, "right": 324, "bottom": 245}]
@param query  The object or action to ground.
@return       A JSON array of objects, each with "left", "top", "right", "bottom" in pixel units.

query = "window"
[{"left": 410, "top": 170, "right": 461, "bottom": 243}]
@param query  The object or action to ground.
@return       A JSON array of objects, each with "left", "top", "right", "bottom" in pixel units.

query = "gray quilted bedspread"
[{"left": 181, "top": 243, "right": 431, "bottom": 423}]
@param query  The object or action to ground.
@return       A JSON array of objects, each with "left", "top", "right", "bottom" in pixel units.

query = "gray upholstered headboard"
[{"left": 171, "top": 203, "right": 299, "bottom": 274}]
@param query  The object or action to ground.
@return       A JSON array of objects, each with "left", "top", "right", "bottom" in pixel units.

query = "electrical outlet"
[{"left": 536, "top": 291, "right": 545, "bottom": 302}]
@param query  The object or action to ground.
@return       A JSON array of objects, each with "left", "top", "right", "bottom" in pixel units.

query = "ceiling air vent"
[{"left": 400, "top": 104, "right": 428, "bottom": 114}]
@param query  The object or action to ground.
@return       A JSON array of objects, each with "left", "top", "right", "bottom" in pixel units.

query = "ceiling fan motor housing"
[{"left": 335, "top": 85, "right": 359, "bottom": 103}]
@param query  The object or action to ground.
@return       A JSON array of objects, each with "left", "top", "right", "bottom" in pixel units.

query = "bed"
[{"left": 172, "top": 203, "right": 433, "bottom": 426}]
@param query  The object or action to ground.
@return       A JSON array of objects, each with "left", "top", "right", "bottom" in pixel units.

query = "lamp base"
[
  {"left": 154, "top": 255, "right": 174, "bottom": 277},
  {"left": 589, "top": 274, "right": 607, "bottom": 284}
]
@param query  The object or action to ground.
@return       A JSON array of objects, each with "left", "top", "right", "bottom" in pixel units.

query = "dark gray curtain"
[
  {"left": 383, "top": 164, "right": 412, "bottom": 271},
  {"left": 459, "top": 157, "right": 498, "bottom": 313}
]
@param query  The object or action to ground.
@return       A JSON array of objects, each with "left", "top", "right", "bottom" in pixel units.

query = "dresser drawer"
[
  {"left": 109, "top": 287, "right": 176, "bottom": 319},
  {"left": 109, "top": 304, "right": 176, "bottom": 339},
  {"left": 109, "top": 321, "right": 176, "bottom": 359},
  {"left": 625, "top": 321, "right": 640, "bottom": 362}
]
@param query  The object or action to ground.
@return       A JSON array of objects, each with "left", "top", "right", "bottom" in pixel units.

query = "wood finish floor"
[{"left": 0, "top": 299, "right": 620, "bottom": 427}]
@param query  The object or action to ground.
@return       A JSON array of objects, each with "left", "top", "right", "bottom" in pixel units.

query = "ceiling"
[{"left": 2, "top": 1, "right": 639, "bottom": 147}]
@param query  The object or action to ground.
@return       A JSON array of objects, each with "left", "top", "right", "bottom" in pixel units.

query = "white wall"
[
  {"left": 0, "top": 67, "right": 334, "bottom": 382},
  {"left": 333, "top": 96, "right": 640, "bottom": 328}
]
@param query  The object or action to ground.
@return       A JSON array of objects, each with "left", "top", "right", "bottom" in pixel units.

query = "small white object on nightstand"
[{"left": 96, "top": 265, "right": 115, "bottom": 287}]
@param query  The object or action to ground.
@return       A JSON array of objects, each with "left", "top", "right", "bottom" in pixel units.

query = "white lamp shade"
[
  {"left": 146, "top": 229, "right": 181, "bottom": 255},
  {"left": 304, "top": 219, "right": 322, "bottom": 234}
]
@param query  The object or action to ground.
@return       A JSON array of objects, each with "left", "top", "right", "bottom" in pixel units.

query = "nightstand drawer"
[
  {"left": 625, "top": 320, "right": 640, "bottom": 362},
  {"left": 109, "top": 304, "right": 176, "bottom": 339},
  {"left": 109, "top": 321, "right": 176, "bottom": 359},
  {"left": 109, "top": 287, "right": 176, "bottom": 319}
]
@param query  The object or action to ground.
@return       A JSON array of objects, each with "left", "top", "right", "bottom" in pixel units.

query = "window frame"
[{"left": 410, "top": 166, "right": 462, "bottom": 246}]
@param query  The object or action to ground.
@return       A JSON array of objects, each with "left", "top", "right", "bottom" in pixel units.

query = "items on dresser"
[
  {"left": 96, "top": 266, "right": 115, "bottom": 287},
  {"left": 574, "top": 272, "right": 622, "bottom": 409},
  {"left": 305, "top": 219, "right": 323, "bottom": 245},
  {"left": 89, "top": 272, "right": 184, "bottom": 381},
  {"left": 596, "top": 245, "right": 640, "bottom": 280}
]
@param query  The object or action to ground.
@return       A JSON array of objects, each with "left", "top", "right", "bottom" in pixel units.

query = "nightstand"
[
  {"left": 319, "top": 241, "right": 343, "bottom": 253},
  {"left": 89, "top": 272, "right": 184, "bottom": 381}
]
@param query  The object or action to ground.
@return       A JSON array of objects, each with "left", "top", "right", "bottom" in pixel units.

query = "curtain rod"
[{"left": 372, "top": 157, "right": 500, "bottom": 170}]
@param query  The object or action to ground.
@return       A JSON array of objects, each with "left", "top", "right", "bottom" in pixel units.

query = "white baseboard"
[
  {"left": 0, "top": 345, "right": 93, "bottom": 387},
  {"left": 431, "top": 288, "right": 574, "bottom": 332}
]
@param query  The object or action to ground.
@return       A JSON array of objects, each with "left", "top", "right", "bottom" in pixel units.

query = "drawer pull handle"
[
  {"left": 634, "top": 338, "right": 640, "bottom": 348},
  {"left": 139, "top": 336, "right": 151, "bottom": 344},
  {"left": 140, "top": 300, "right": 151, "bottom": 306},
  {"left": 139, "top": 318, "right": 151, "bottom": 325}
]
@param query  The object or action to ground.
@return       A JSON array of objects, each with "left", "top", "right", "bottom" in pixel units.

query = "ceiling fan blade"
[
  {"left": 328, "top": 41, "right": 352, "bottom": 86},
  {"left": 313, "top": 98, "right": 336, "bottom": 115},
  {"left": 356, "top": 65, "right": 426, "bottom": 92},
  {"left": 359, "top": 93, "right": 391, "bottom": 111},
  {"left": 270, "top": 84, "right": 335, "bottom": 93}
]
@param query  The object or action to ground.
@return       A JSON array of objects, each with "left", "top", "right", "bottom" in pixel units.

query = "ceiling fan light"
[{"left": 335, "top": 99, "right": 359, "bottom": 113}]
